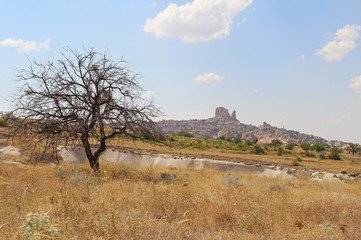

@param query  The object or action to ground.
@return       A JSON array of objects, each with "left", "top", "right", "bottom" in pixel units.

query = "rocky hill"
[{"left": 157, "top": 107, "right": 346, "bottom": 147}]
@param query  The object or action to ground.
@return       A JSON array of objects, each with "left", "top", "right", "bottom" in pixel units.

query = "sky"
[{"left": 1, "top": 0, "right": 361, "bottom": 143}]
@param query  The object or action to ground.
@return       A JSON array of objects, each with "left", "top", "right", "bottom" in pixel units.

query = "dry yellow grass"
[{"left": 1, "top": 161, "right": 361, "bottom": 239}]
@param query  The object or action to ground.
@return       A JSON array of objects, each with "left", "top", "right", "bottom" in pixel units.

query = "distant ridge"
[{"left": 157, "top": 107, "right": 346, "bottom": 147}]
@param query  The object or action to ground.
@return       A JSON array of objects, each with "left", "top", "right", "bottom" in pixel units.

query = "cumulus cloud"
[
  {"left": 0, "top": 38, "right": 50, "bottom": 52},
  {"left": 141, "top": 90, "right": 155, "bottom": 100},
  {"left": 350, "top": 75, "right": 361, "bottom": 95},
  {"left": 193, "top": 72, "right": 224, "bottom": 83},
  {"left": 315, "top": 24, "right": 361, "bottom": 62},
  {"left": 143, "top": 0, "right": 253, "bottom": 43}
]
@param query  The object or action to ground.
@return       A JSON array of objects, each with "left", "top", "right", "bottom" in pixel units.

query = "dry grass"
[{"left": 1, "top": 161, "right": 361, "bottom": 239}]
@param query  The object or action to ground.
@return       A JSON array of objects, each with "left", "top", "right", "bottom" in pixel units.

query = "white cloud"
[
  {"left": 350, "top": 75, "right": 361, "bottom": 95},
  {"left": 193, "top": 72, "right": 224, "bottom": 83},
  {"left": 315, "top": 24, "right": 361, "bottom": 62},
  {"left": 143, "top": 0, "right": 253, "bottom": 43},
  {"left": 141, "top": 90, "right": 155, "bottom": 100},
  {"left": 0, "top": 38, "right": 50, "bottom": 52}
]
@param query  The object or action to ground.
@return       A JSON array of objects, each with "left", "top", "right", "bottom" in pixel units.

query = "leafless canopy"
[{"left": 11, "top": 47, "right": 160, "bottom": 171}]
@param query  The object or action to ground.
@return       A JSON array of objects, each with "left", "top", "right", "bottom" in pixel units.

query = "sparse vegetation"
[
  {"left": 300, "top": 142, "right": 311, "bottom": 152},
  {"left": 270, "top": 139, "right": 282, "bottom": 148},
  {"left": 312, "top": 142, "right": 326, "bottom": 153},
  {"left": 177, "top": 131, "right": 194, "bottom": 138},
  {"left": 1, "top": 162, "right": 361, "bottom": 239},
  {"left": 329, "top": 147, "right": 343, "bottom": 160},
  {"left": 0, "top": 118, "right": 8, "bottom": 127},
  {"left": 345, "top": 143, "right": 361, "bottom": 156},
  {"left": 252, "top": 144, "right": 265, "bottom": 154}
]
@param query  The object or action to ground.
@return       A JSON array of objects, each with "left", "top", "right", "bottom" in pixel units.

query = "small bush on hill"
[
  {"left": 252, "top": 144, "right": 265, "bottom": 154},
  {"left": 328, "top": 147, "right": 342, "bottom": 160},
  {"left": 177, "top": 131, "right": 194, "bottom": 138},
  {"left": 300, "top": 142, "right": 311, "bottom": 152},
  {"left": 233, "top": 137, "right": 242, "bottom": 144},
  {"left": 277, "top": 147, "right": 285, "bottom": 156},
  {"left": 345, "top": 143, "right": 361, "bottom": 156},
  {"left": 311, "top": 143, "right": 326, "bottom": 153},
  {"left": 245, "top": 139, "right": 254, "bottom": 146},
  {"left": 285, "top": 143, "right": 297, "bottom": 150},
  {"left": 270, "top": 139, "right": 282, "bottom": 148},
  {"left": 218, "top": 136, "right": 226, "bottom": 140}
]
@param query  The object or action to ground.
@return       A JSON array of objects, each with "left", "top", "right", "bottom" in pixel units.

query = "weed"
[
  {"left": 269, "top": 182, "right": 285, "bottom": 191},
  {"left": 160, "top": 171, "right": 177, "bottom": 183},
  {"left": 219, "top": 173, "right": 240, "bottom": 187},
  {"left": 20, "top": 212, "right": 59, "bottom": 239}
]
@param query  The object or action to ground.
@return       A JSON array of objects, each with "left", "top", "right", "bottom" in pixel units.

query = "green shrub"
[
  {"left": 345, "top": 143, "right": 361, "bottom": 156},
  {"left": 0, "top": 118, "right": 8, "bottom": 127},
  {"left": 270, "top": 139, "right": 282, "bottom": 148},
  {"left": 252, "top": 144, "right": 265, "bottom": 154},
  {"left": 285, "top": 143, "right": 296, "bottom": 150},
  {"left": 311, "top": 143, "right": 326, "bottom": 152},
  {"left": 300, "top": 142, "right": 311, "bottom": 152},
  {"left": 233, "top": 137, "right": 242, "bottom": 144},
  {"left": 245, "top": 139, "right": 254, "bottom": 146},
  {"left": 319, "top": 153, "right": 326, "bottom": 160},
  {"left": 328, "top": 147, "right": 342, "bottom": 160},
  {"left": 277, "top": 147, "right": 285, "bottom": 156},
  {"left": 218, "top": 136, "right": 226, "bottom": 140},
  {"left": 177, "top": 131, "right": 194, "bottom": 138}
]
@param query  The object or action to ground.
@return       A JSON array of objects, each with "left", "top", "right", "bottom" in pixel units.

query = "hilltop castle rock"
[{"left": 157, "top": 107, "right": 346, "bottom": 147}]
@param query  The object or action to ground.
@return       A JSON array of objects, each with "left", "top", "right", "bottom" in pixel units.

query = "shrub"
[
  {"left": 160, "top": 172, "right": 177, "bottom": 183},
  {"left": 270, "top": 139, "right": 282, "bottom": 148},
  {"left": 311, "top": 143, "right": 326, "bottom": 153},
  {"left": 233, "top": 137, "right": 242, "bottom": 144},
  {"left": 328, "top": 147, "right": 342, "bottom": 160},
  {"left": 269, "top": 182, "right": 284, "bottom": 191},
  {"left": 300, "top": 142, "right": 311, "bottom": 152},
  {"left": 0, "top": 118, "right": 8, "bottom": 127},
  {"left": 177, "top": 131, "right": 194, "bottom": 138},
  {"left": 285, "top": 143, "right": 296, "bottom": 150},
  {"left": 20, "top": 212, "right": 60, "bottom": 239},
  {"left": 319, "top": 153, "right": 326, "bottom": 160},
  {"left": 277, "top": 147, "right": 285, "bottom": 156},
  {"left": 345, "top": 143, "right": 361, "bottom": 156},
  {"left": 245, "top": 139, "right": 254, "bottom": 146},
  {"left": 218, "top": 136, "right": 226, "bottom": 140},
  {"left": 252, "top": 144, "right": 265, "bottom": 154}
]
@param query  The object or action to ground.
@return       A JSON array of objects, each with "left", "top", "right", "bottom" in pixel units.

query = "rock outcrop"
[{"left": 157, "top": 107, "right": 347, "bottom": 147}]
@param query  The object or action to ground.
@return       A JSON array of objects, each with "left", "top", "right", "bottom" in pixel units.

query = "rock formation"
[{"left": 157, "top": 107, "right": 347, "bottom": 147}]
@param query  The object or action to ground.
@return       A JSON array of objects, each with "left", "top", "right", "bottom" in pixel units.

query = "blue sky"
[{"left": 1, "top": 0, "right": 361, "bottom": 143}]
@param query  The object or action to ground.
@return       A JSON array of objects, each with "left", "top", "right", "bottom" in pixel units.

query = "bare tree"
[{"left": 11, "top": 47, "right": 160, "bottom": 171}]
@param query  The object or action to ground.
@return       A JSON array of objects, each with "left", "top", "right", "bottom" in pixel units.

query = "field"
[
  {"left": 1, "top": 162, "right": 361, "bottom": 239},
  {"left": 1, "top": 126, "right": 361, "bottom": 239}
]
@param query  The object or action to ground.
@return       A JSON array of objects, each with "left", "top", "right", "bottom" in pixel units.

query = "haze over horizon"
[{"left": 1, "top": 0, "right": 361, "bottom": 143}]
